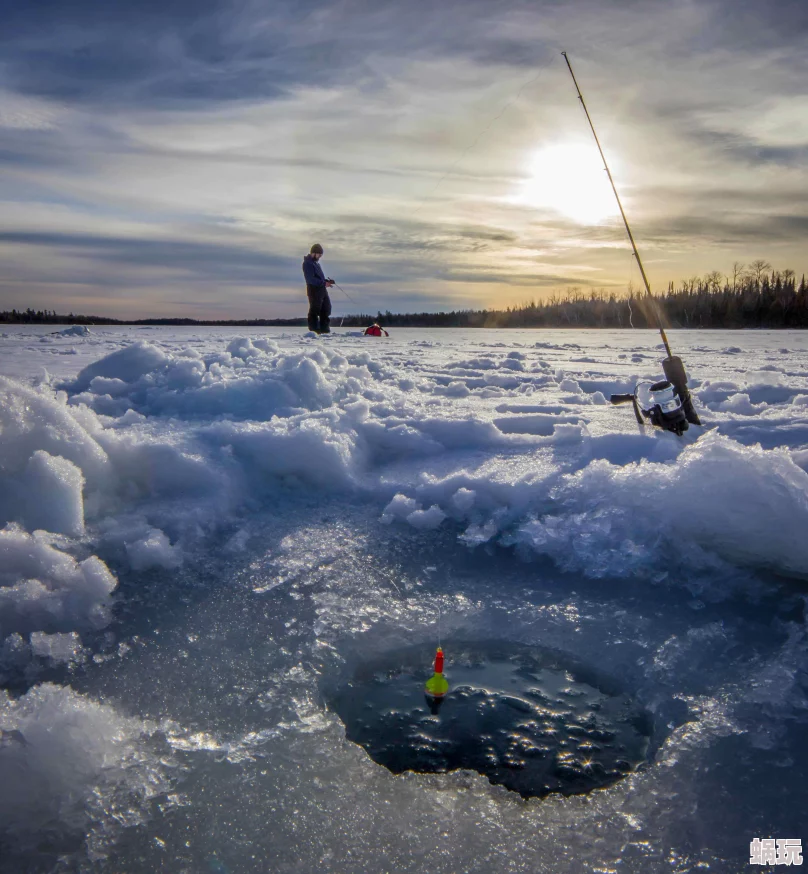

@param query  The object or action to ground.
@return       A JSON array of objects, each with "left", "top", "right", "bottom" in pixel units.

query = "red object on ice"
[
  {"left": 434, "top": 647, "right": 444, "bottom": 674},
  {"left": 364, "top": 324, "right": 389, "bottom": 337}
]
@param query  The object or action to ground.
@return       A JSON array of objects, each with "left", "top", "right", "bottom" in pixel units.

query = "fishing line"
[
  {"left": 331, "top": 283, "right": 359, "bottom": 328},
  {"left": 355, "top": 553, "right": 442, "bottom": 647},
  {"left": 626, "top": 251, "right": 639, "bottom": 329},
  {"left": 352, "top": 551, "right": 444, "bottom": 649},
  {"left": 330, "top": 549, "right": 405, "bottom": 601},
  {"left": 328, "top": 282, "right": 373, "bottom": 328},
  {"left": 372, "top": 564, "right": 405, "bottom": 601}
]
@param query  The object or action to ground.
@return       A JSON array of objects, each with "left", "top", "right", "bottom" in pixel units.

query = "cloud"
[
  {"left": 0, "top": 0, "right": 806, "bottom": 319},
  {"left": 0, "top": 229, "right": 294, "bottom": 283},
  {"left": 2, "top": 1, "right": 302, "bottom": 106},
  {"left": 0, "top": 0, "right": 552, "bottom": 109}
]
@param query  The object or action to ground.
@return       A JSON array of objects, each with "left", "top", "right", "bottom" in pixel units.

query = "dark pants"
[{"left": 306, "top": 285, "right": 332, "bottom": 333}]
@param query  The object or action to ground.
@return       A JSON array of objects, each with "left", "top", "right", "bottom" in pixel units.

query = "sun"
[{"left": 515, "top": 142, "right": 621, "bottom": 225}]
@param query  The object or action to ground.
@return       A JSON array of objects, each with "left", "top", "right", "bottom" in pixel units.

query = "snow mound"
[
  {"left": 29, "top": 631, "right": 84, "bottom": 665},
  {"left": 698, "top": 372, "right": 803, "bottom": 409},
  {"left": 0, "top": 376, "right": 110, "bottom": 490},
  {"left": 0, "top": 683, "right": 168, "bottom": 860},
  {"left": 517, "top": 431, "right": 808, "bottom": 579},
  {"left": 126, "top": 528, "right": 183, "bottom": 571},
  {"left": 0, "top": 377, "right": 113, "bottom": 537},
  {"left": 64, "top": 339, "right": 371, "bottom": 420},
  {"left": 23, "top": 450, "right": 86, "bottom": 536},
  {"left": 55, "top": 325, "right": 91, "bottom": 337},
  {"left": 0, "top": 526, "right": 117, "bottom": 644},
  {"left": 71, "top": 340, "right": 170, "bottom": 390},
  {"left": 716, "top": 393, "right": 768, "bottom": 416},
  {"left": 386, "top": 432, "right": 808, "bottom": 580},
  {"left": 405, "top": 504, "right": 447, "bottom": 530}
]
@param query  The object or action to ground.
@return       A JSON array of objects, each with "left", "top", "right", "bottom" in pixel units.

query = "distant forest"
[{"left": 3, "top": 262, "right": 807, "bottom": 329}]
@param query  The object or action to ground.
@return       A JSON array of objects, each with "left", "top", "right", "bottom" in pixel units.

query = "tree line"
[
  {"left": 2, "top": 262, "right": 806, "bottom": 329},
  {"left": 372, "top": 261, "right": 808, "bottom": 329},
  {"left": 0, "top": 310, "right": 312, "bottom": 327}
]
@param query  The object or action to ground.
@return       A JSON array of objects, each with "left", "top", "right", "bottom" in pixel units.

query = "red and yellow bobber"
[{"left": 425, "top": 646, "right": 449, "bottom": 698}]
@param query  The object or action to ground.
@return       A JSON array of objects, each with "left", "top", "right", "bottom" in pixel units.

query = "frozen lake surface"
[{"left": 1, "top": 326, "right": 807, "bottom": 873}]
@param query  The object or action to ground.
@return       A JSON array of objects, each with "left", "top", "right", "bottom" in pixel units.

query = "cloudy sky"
[{"left": 1, "top": 0, "right": 806, "bottom": 319}]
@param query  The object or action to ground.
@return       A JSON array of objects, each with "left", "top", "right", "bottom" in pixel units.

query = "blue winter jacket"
[{"left": 302, "top": 254, "right": 327, "bottom": 290}]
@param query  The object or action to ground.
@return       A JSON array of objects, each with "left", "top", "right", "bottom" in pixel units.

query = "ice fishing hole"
[{"left": 330, "top": 640, "right": 653, "bottom": 799}]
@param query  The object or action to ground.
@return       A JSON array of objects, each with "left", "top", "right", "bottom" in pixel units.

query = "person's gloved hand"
[{"left": 325, "top": 279, "right": 335, "bottom": 287}]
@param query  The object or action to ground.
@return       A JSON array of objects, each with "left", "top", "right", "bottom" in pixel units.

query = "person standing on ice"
[{"left": 302, "top": 243, "right": 335, "bottom": 334}]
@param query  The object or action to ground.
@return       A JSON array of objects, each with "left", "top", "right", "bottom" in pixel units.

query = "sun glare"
[{"left": 516, "top": 143, "right": 621, "bottom": 225}]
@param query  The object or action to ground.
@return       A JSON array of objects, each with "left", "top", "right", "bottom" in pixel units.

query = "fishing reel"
[{"left": 611, "top": 379, "right": 689, "bottom": 436}]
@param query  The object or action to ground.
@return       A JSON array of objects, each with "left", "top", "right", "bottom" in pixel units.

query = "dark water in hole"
[{"left": 330, "top": 640, "right": 653, "bottom": 798}]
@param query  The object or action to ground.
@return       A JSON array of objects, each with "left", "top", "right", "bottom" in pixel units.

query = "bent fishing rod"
[{"left": 561, "top": 51, "right": 700, "bottom": 425}]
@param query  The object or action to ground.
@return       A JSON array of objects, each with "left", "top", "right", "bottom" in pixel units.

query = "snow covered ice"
[{"left": 1, "top": 325, "right": 808, "bottom": 873}]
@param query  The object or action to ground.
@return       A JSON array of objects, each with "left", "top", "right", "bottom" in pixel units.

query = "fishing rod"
[
  {"left": 561, "top": 51, "right": 700, "bottom": 427},
  {"left": 561, "top": 51, "right": 670, "bottom": 357},
  {"left": 331, "top": 282, "right": 388, "bottom": 330}
]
